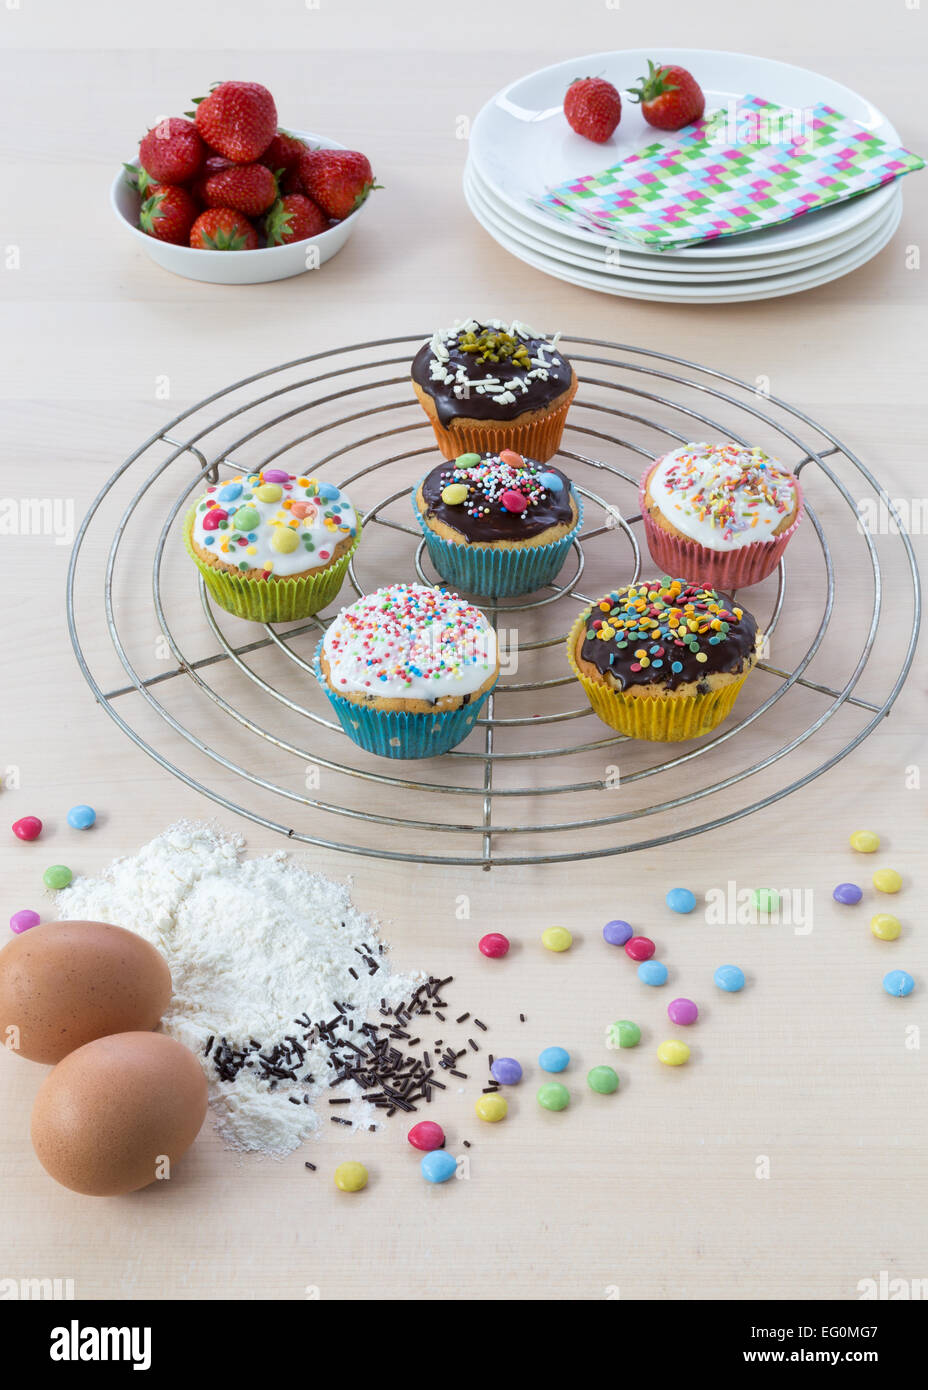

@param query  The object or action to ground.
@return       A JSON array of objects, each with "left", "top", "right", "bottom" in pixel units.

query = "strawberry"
[
  {"left": 139, "top": 184, "right": 199, "bottom": 245},
  {"left": 265, "top": 194, "right": 329, "bottom": 245},
  {"left": 191, "top": 153, "right": 234, "bottom": 204},
  {"left": 563, "top": 77, "right": 622, "bottom": 142},
  {"left": 192, "top": 81, "right": 277, "bottom": 164},
  {"left": 138, "top": 117, "right": 204, "bottom": 184},
  {"left": 203, "top": 162, "right": 277, "bottom": 215},
  {"left": 629, "top": 60, "right": 705, "bottom": 131},
  {"left": 298, "top": 149, "right": 378, "bottom": 220},
  {"left": 189, "top": 207, "right": 259, "bottom": 250},
  {"left": 260, "top": 129, "right": 308, "bottom": 176}
]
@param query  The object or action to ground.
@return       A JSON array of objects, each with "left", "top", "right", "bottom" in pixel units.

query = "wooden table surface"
[{"left": 1, "top": 0, "right": 925, "bottom": 1301}]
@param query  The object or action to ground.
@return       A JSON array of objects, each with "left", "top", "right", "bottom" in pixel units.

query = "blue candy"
[
  {"left": 490, "top": 1057, "right": 522, "bottom": 1085},
  {"left": 421, "top": 1150, "right": 457, "bottom": 1184},
  {"left": 714, "top": 964, "right": 745, "bottom": 993},
  {"left": 67, "top": 804, "right": 96, "bottom": 830},
  {"left": 637, "top": 960, "right": 668, "bottom": 987},
  {"left": 666, "top": 887, "right": 697, "bottom": 914},
  {"left": 217, "top": 482, "right": 243, "bottom": 503},
  {"left": 602, "top": 919, "right": 633, "bottom": 946},
  {"left": 538, "top": 1046, "right": 570, "bottom": 1073},
  {"left": 317, "top": 482, "right": 340, "bottom": 500},
  {"left": 536, "top": 471, "right": 564, "bottom": 492},
  {"left": 883, "top": 970, "right": 915, "bottom": 998}
]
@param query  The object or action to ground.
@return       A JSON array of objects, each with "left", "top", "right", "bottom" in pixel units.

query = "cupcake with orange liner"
[
  {"left": 639, "top": 442, "right": 802, "bottom": 589},
  {"left": 410, "top": 318, "right": 578, "bottom": 461},
  {"left": 566, "top": 578, "right": 763, "bottom": 742}
]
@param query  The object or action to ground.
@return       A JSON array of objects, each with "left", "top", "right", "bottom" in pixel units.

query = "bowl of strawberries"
[{"left": 112, "top": 80, "right": 379, "bottom": 284}]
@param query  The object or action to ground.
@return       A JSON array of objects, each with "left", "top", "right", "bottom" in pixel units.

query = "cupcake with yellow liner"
[
  {"left": 315, "top": 583, "right": 499, "bottom": 759},
  {"left": 184, "top": 467, "right": 360, "bottom": 622},
  {"left": 410, "top": 318, "right": 578, "bottom": 461},
  {"left": 566, "top": 578, "right": 763, "bottom": 742},
  {"left": 640, "top": 442, "right": 803, "bottom": 589},
  {"left": 413, "top": 448, "right": 582, "bottom": 597}
]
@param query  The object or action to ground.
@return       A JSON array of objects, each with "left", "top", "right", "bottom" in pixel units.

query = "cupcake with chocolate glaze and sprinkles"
[
  {"left": 411, "top": 318, "right": 578, "bottom": 461},
  {"left": 184, "top": 469, "right": 360, "bottom": 622},
  {"left": 640, "top": 442, "right": 803, "bottom": 589},
  {"left": 413, "top": 449, "right": 582, "bottom": 597},
  {"left": 567, "top": 579, "right": 763, "bottom": 742},
  {"left": 315, "top": 583, "right": 500, "bottom": 759}
]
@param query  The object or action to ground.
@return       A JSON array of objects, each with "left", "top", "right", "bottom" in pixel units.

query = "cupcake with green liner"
[
  {"left": 412, "top": 448, "right": 582, "bottom": 597},
  {"left": 184, "top": 467, "right": 360, "bottom": 622},
  {"left": 567, "top": 578, "right": 763, "bottom": 742},
  {"left": 315, "top": 582, "right": 499, "bottom": 759}
]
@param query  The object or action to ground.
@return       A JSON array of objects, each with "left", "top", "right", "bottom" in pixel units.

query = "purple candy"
[
  {"left": 833, "top": 882, "right": 863, "bottom": 905},
  {"left": 10, "top": 909, "right": 40, "bottom": 934},
  {"left": 262, "top": 468, "right": 291, "bottom": 484},
  {"left": 490, "top": 1057, "right": 523, "bottom": 1085},
  {"left": 667, "top": 997, "right": 698, "bottom": 1026},
  {"left": 603, "top": 919, "right": 633, "bottom": 946}
]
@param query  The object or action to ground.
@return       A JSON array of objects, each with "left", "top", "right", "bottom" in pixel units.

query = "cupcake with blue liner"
[
  {"left": 413, "top": 449, "right": 581, "bottom": 597},
  {"left": 315, "top": 582, "right": 500, "bottom": 759}
]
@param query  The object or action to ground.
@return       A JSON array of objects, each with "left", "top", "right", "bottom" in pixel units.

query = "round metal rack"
[{"left": 67, "top": 335, "right": 920, "bottom": 867}]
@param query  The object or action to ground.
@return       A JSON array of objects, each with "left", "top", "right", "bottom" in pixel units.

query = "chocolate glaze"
[
  {"left": 411, "top": 325, "right": 574, "bottom": 427},
  {"left": 579, "top": 581, "right": 758, "bottom": 692},
  {"left": 420, "top": 456, "right": 575, "bottom": 543}
]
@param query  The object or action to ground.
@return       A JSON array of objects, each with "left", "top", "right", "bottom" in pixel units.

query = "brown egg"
[
  {"left": 31, "top": 1031, "right": 207, "bottom": 1195},
  {"left": 0, "top": 920, "right": 171, "bottom": 1064}
]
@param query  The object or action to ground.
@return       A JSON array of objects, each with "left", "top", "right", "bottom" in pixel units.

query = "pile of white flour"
[{"left": 55, "top": 821, "right": 419, "bottom": 1156}]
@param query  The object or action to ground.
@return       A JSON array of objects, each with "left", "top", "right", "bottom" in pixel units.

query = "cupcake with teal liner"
[
  {"left": 184, "top": 467, "right": 360, "bottom": 622},
  {"left": 412, "top": 448, "right": 582, "bottom": 597},
  {"left": 316, "top": 583, "right": 500, "bottom": 759}
]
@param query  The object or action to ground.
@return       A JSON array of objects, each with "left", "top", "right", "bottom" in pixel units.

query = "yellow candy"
[
  {"left": 871, "top": 914, "right": 901, "bottom": 941},
  {"left": 441, "top": 483, "right": 469, "bottom": 505},
  {"left": 850, "top": 830, "right": 880, "bottom": 853},
  {"left": 873, "top": 868, "right": 902, "bottom": 894},
  {"left": 657, "top": 1040, "right": 690, "bottom": 1067},
  {"left": 256, "top": 483, "right": 283, "bottom": 503},
  {"left": 541, "top": 926, "right": 572, "bottom": 953},
  {"left": 271, "top": 527, "right": 300, "bottom": 554},
  {"left": 475, "top": 1093, "right": 508, "bottom": 1123},
  {"left": 333, "top": 1161, "right": 368, "bottom": 1192}
]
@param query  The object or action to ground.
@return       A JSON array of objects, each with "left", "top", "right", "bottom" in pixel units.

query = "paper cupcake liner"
[
  {"left": 412, "top": 489, "right": 583, "bottom": 598},
  {"left": 638, "top": 465, "right": 803, "bottom": 590},
  {"left": 184, "top": 510, "right": 360, "bottom": 622},
  {"left": 423, "top": 379, "right": 578, "bottom": 464},
  {"left": 566, "top": 613, "right": 752, "bottom": 742},
  {"left": 313, "top": 643, "right": 496, "bottom": 759}
]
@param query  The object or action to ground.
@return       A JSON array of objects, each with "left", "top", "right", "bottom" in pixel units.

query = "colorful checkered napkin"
[{"left": 533, "top": 95, "right": 923, "bottom": 250}]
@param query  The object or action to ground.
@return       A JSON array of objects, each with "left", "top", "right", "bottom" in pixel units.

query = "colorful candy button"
[
  {"left": 536, "top": 471, "right": 563, "bottom": 492},
  {"left": 455, "top": 453, "right": 482, "bottom": 467},
  {"left": 608, "top": 1019, "right": 641, "bottom": 1049},
  {"left": 625, "top": 936, "right": 655, "bottom": 962},
  {"left": 255, "top": 483, "right": 283, "bottom": 503},
  {"left": 665, "top": 887, "right": 696, "bottom": 914},
  {"left": 500, "top": 489, "right": 528, "bottom": 513},
  {"left": 667, "top": 998, "right": 698, "bottom": 1025},
  {"left": 217, "top": 482, "right": 243, "bottom": 502},
  {"left": 421, "top": 1150, "right": 457, "bottom": 1184},
  {"left": 498, "top": 449, "right": 523, "bottom": 468},
  {"left": 334, "top": 1161, "right": 368, "bottom": 1192},
  {"left": 10, "top": 909, "right": 40, "bottom": 934},
  {"left": 262, "top": 469, "right": 291, "bottom": 484},
  {"left": 883, "top": 970, "right": 914, "bottom": 997},
  {"left": 317, "top": 482, "right": 340, "bottom": 500},
  {"left": 271, "top": 527, "right": 300, "bottom": 553},
  {"left": 714, "top": 964, "right": 745, "bottom": 993},
  {"left": 490, "top": 1057, "right": 522, "bottom": 1085},
  {"left": 537, "top": 1081, "right": 570, "bottom": 1111},
  {"left": 541, "top": 926, "right": 572, "bottom": 952},
  {"left": 538, "top": 1046, "right": 570, "bottom": 1073},
  {"left": 201, "top": 507, "right": 227, "bottom": 530},
  {"left": 478, "top": 932, "right": 510, "bottom": 958},
  {"left": 232, "top": 505, "right": 260, "bottom": 531},
  {"left": 475, "top": 1093, "right": 508, "bottom": 1123},
  {"left": 871, "top": 914, "right": 901, "bottom": 941},
  {"left": 872, "top": 868, "right": 902, "bottom": 894},
  {"left": 833, "top": 883, "right": 862, "bottom": 905},
  {"left": 850, "top": 830, "right": 880, "bottom": 853},
  {"left": 638, "top": 960, "right": 668, "bottom": 987},
  {"left": 43, "top": 865, "right": 72, "bottom": 890},
  {"left": 587, "top": 1065, "right": 619, "bottom": 1094},
  {"left": 752, "top": 888, "right": 780, "bottom": 913},
  {"left": 407, "top": 1121, "right": 445, "bottom": 1152},
  {"left": 657, "top": 1040, "right": 691, "bottom": 1067},
  {"left": 440, "top": 483, "right": 469, "bottom": 505},
  {"left": 602, "top": 919, "right": 633, "bottom": 946},
  {"left": 12, "top": 816, "right": 42, "bottom": 841},
  {"left": 67, "top": 805, "right": 96, "bottom": 830}
]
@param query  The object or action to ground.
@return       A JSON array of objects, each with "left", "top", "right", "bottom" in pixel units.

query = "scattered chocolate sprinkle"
[{"left": 304, "top": 1162, "right": 316, "bottom": 1171}]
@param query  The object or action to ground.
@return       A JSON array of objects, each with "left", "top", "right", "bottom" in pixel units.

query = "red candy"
[
  {"left": 478, "top": 932, "right": 510, "bottom": 958},
  {"left": 625, "top": 935, "right": 655, "bottom": 961},
  {"left": 500, "top": 489, "right": 528, "bottom": 513},
  {"left": 12, "top": 816, "right": 42, "bottom": 842},
  {"left": 408, "top": 1121, "right": 445, "bottom": 1151},
  {"left": 201, "top": 508, "right": 228, "bottom": 531}
]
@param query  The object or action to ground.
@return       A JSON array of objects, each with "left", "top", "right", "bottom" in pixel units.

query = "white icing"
[{"left": 648, "top": 443, "right": 799, "bottom": 552}]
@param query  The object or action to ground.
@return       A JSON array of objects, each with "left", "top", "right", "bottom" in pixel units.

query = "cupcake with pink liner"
[{"left": 639, "top": 442, "right": 803, "bottom": 589}]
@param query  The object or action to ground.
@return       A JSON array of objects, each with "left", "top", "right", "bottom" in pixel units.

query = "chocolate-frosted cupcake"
[
  {"left": 566, "top": 578, "right": 763, "bottom": 741},
  {"left": 411, "top": 318, "right": 578, "bottom": 461},
  {"left": 413, "top": 449, "right": 582, "bottom": 596}
]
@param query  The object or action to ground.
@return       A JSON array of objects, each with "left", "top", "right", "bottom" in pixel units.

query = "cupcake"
[
  {"left": 413, "top": 449, "right": 582, "bottom": 597},
  {"left": 640, "top": 442, "right": 802, "bottom": 589},
  {"left": 566, "top": 578, "right": 763, "bottom": 742},
  {"left": 411, "top": 318, "right": 578, "bottom": 461},
  {"left": 184, "top": 468, "right": 360, "bottom": 622},
  {"left": 315, "top": 583, "right": 500, "bottom": 759}
]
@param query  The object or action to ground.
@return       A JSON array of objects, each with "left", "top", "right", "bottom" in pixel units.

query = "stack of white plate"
[{"left": 465, "top": 49, "right": 905, "bottom": 303}]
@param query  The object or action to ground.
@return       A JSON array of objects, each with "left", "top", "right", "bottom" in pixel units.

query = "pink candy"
[
  {"left": 478, "top": 932, "right": 510, "bottom": 958},
  {"left": 500, "top": 489, "right": 528, "bottom": 513},
  {"left": 12, "top": 816, "right": 42, "bottom": 841},
  {"left": 202, "top": 508, "right": 228, "bottom": 531},
  {"left": 262, "top": 468, "right": 291, "bottom": 483},
  {"left": 10, "top": 909, "right": 40, "bottom": 934}
]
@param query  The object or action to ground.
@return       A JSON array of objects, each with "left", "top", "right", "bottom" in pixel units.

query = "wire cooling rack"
[{"left": 67, "top": 335, "right": 920, "bottom": 867}]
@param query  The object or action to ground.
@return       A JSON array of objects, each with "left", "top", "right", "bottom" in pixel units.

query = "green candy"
[
  {"left": 752, "top": 887, "right": 780, "bottom": 913},
  {"left": 608, "top": 1019, "right": 641, "bottom": 1049},
  {"left": 455, "top": 452, "right": 482, "bottom": 467},
  {"left": 232, "top": 505, "right": 260, "bottom": 532},
  {"left": 537, "top": 1081, "right": 570, "bottom": 1112},
  {"left": 43, "top": 864, "right": 72, "bottom": 890},
  {"left": 587, "top": 1065, "right": 619, "bottom": 1094}
]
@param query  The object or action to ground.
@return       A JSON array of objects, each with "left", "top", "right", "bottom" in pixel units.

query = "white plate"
[
  {"left": 464, "top": 176, "right": 902, "bottom": 302},
  {"left": 465, "top": 159, "right": 900, "bottom": 282},
  {"left": 112, "top": 129, "right": 368, "bottom": 284},
  {"left": 469, "top": 49, "right": 901, "bottom": 261}
]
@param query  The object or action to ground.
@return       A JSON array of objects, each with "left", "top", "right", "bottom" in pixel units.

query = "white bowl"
[{"left": 111, "top": 128, "right": 367, "bottom": 284}]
